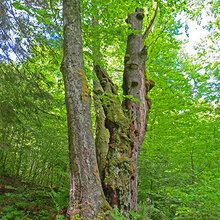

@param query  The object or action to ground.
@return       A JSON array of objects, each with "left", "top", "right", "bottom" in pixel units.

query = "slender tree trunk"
[
  {"left": 61, "top": 0, "right": 109, "bottom": 218},
  {"left": 2, "top": 130, "right": 16, "bottom": 170},
  {"left": 31, "top": 164, "right": 41, "bottom": 182},
  {"left": 2, "top": 153, "right": 8, "bottom": 170},
  {"left": 16, "top": 151, "right": 23, "bottom": 178},
  {"left": 28, "top": 159, "right": 35, "bottom": 178},
  {"left": 16, "top": 132, "right": 25, "bottom": 178}
]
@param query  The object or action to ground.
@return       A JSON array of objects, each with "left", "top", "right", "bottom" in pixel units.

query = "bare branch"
[{"left": 142, "top": 5, "right": 159, "bottom": 40}]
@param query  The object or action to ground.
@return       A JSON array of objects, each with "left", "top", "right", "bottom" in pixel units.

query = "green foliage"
[
  {"left": 0, "top": 43, "right": 69, "bottom": 187},
  {"left": 111, "top": 208, "right": 129, "bottom": 220},
  {"left": 56, "top": 215, "right": 65, "bottom": 220},
  {"left": 110, "top": 208, "right": 144, "bottom": 220},
  {"left": 138, "top": 33, "right": 219, "bottom": 219},
  {"left": 0, "top": 177, "right": 59, "bottom": 219},
  {"left": 0, "top": 0, "right": 219, "bottom": 219},
  {"left": 128, "top": 210, "right": 142, "bottom": 218},
  {"left": 50, "top": 188, "right": 69, "bottom": 211}
]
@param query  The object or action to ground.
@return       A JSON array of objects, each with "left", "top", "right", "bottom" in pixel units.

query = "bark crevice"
[{"left": 94, "top": 6, "right": 156, "bottom": 213}]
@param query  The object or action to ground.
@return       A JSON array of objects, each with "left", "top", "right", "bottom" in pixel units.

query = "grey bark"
[
  {"left": 61, "top": 0, "right": 108, "bottom": 218},
  {"left": 94, "top": 64, "right": 131, "bottom": 212},
  {"left": 93, "top": 7, "right": 156, "bottom": 216},
  {"left": 123, "top": 8, "right": 148, "bottom": 212},
  {"left": 123, "top": 8, "right": 155, "bottom": 212},
  {"left": 61, "top": 1, "right": 157, "bottom": 217}
]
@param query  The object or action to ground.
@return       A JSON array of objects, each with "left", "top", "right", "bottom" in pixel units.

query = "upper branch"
[{"left": 142, "top": 5, "right": 159, "bottom": 40}]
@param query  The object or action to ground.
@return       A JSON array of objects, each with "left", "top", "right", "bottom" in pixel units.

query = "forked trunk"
[
  {"left": 94, "top": 8, "right": 155, "bottom": 214},
  {"left": 61, "top": 0, "right": 156, "bottom": 217}
]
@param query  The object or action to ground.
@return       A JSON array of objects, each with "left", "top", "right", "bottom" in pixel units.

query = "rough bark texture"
[
  {"left": 94, "top": 65, "right": 131, "bottom": 213},
  {"left": 60, "top": 0, "right": 109, "bottom": 218},
  {"left": 94, "top": 76, "right": 110, "bottom": 183},
  {"left": 123, "top": 8, "right": 149, "bottom": 212},
  {"left": 123, "top": 7, "right": 156, "bottom": 212},
  {"left": 61, "top": 1, "right": 156, "bottom": 217},
  {"left": 93, "top": 8, "right": 155, "bottom": 215}
]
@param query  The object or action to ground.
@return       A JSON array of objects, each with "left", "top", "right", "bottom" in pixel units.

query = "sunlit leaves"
[{"left": 0, "top": 0, "right": 219, "bottom": 218}]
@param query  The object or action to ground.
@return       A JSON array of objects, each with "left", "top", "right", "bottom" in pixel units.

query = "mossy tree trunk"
[
  {"left": 61, "top": 0, "right": 157, "bottom": 218},
  {"left": 94, "top": 7, "right": 156, "bottom": 215}
]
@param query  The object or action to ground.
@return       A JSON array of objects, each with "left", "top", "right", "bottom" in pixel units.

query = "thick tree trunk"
[
  {"left": 94, "top": 65, "right": 131, "bottom": 213},
  {"left": 94, "top": 8, "right": 155, "bottom": 215},
  {"left": 61, "top": 0, "right": 109, "bottom": 218},
  {"left": 61, "top": 1, "right": 156, "bottom": 217},
  {"left": 123, "top": 8, "right": 149, "bottom": 212}
]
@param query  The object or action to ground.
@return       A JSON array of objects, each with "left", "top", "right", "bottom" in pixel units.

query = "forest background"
[{"left": 0, "top": 0, "right": 219, "bottom": 219}]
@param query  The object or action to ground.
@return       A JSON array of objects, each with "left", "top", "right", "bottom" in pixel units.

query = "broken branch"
[{"left": 142, "top": 5, "right": 159, "bottom": 40}]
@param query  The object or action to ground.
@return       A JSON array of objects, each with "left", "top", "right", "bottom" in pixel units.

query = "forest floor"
[{"left": 0, "top": 174, "right": 66, "bottom": 219}]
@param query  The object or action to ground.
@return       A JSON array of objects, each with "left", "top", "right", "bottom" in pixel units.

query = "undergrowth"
[{"left": 0, "top": 174, "right": 68, "bottom": 219}]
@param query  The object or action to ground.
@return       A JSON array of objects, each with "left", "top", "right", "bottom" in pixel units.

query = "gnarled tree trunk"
[
  {"left": 61, "top": 0, "right": 157, "bottom": 218},
  {"left": 94, "top": 7, "right": 156, "bottom": 215}
]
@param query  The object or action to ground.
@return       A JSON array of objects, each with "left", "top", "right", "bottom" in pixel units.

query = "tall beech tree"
[
  {"left": 61, "top": 0, "right": 157, "bottom": 218},
  {"left": 61, "top": 0, "right": 108, "bottom": 218}
]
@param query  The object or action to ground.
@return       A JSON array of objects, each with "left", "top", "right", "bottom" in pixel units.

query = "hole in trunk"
[{"left": 131, "top": 81, "right": 138, "bottom": 87}]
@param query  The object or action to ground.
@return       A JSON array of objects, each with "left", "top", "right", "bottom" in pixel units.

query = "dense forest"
[{"left": 0, "top": 0, "right": 219, "bottom": 219}]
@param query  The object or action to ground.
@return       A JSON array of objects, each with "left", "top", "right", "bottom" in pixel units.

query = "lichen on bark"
[
  {"left": 62, "top": 0, "right": 156, "bottom": 218},
  {"left": 61, "top": 0, "right": 110, "bottom": 218},
  {"left": 94, "top": 7, "right": 156, "bottom": 215}
]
